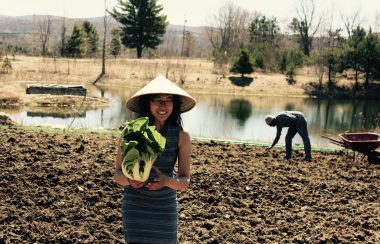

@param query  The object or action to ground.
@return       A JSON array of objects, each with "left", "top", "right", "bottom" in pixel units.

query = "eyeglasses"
[{"left": 151, "top": 97, "right": 173, "bottom": 106}]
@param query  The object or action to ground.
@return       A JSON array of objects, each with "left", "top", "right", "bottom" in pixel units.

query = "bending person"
[{"left": 265, "top": 111, "right": 312, "bottom": 161}]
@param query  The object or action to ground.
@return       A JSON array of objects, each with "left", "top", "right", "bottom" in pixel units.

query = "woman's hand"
[
  {"left": 115, "top": 169, "right": 146, "bottom": 188},
  {"left": 146, "top": 167, "right": 170, "bottom": 190},
  {"left": 128, "top": 179, "right": 146, "bottom": 189}
]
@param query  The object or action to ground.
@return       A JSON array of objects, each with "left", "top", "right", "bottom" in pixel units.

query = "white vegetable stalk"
[
  {"left": 120, "top": 117, "right": 166, "bottom": 182},
  {"left": 121, "top": 161, "right": 154, "bottom": 182}
]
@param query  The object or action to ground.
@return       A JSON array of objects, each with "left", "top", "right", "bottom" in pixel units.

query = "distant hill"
[
  {"left": 0, "top": 15, "right": 207, "bottom": 34},
  {"left": 0, "top": 15, "right": 210, "bottom": 57}
]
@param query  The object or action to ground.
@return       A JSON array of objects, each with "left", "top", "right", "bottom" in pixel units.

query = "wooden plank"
[{"left": 26, "top": 84, "right": 87, "bottom": 96}]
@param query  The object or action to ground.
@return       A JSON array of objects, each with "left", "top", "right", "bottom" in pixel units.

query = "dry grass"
[
  {"left": 21, "top": 94, "right": 108, "bottom": 108},
  {"left": 0, "top": 55, "right": 359, "bottom": 98},
  {"left": 0, "top": 91, "right": 20, "bottom": 105}
]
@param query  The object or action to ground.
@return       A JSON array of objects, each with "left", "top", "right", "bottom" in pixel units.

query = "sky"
[{"left": 0, "top": 0, "right": 379, "bottom": 30}]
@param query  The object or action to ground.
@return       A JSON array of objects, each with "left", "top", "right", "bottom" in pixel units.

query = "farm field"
[
  {"left": 1, "top": 126, "right": 379, "bottom": 243},
  {"left": 1, "top": 1, "right": 379, "bottom": 242}
]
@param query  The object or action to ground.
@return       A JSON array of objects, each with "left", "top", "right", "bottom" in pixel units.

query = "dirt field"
[{"left": 1, "top": 126, "right": 380, "bottom": 243}]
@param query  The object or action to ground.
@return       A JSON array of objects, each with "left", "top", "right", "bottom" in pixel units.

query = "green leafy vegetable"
[{"left": 120, "top": 117, "right": 166, "bottom": 181}]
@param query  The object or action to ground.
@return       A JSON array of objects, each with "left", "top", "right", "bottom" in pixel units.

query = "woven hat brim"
[
  {"left": 127, "top": 94, "right": 195, "bottom": 113},
  {"left": 126, "top": 74, "right": 196, "bottom": 113}
]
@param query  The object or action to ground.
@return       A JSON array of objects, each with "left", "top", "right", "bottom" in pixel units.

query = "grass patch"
[
  {"left": 0, "top": 95, "right": 20, "bottom": 105},
  {"left": 1, "top": 124, "right": 122, "bottom": 137}
]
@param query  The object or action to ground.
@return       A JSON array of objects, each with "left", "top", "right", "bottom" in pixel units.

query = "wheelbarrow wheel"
[{"left": 367, "top": 151, "right": 380, "bottom": 164}]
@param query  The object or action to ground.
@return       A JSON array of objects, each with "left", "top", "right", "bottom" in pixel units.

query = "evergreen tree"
[
  {"left": 358, "top": 29, "right": 380, "bottom": 89},
  {"left": 249, "top": 16, "right": 279, "bottom": 44},
  {"left": 321, "top": 48, "right": 341, "bottom": 89},
  {"left": 109, "top": 0, "right": 168, "bottom": 58},
  {"left": 248, "top": 15, "right": 280, "bottom": 71},
  {"left": 82, "top": 21, "right": 99, "bottom": 57},
  {"left": 230, "top": 50, "right": 254, "bottom": 77},
  {"left": 110, "top": 28, "right": 122, "bottom": 58},
  {"left": 347, "top": 26, "right": 366, "bottom": 88},
  {"left": 65, "top": 24, "right": 86, "bottom": 58}
]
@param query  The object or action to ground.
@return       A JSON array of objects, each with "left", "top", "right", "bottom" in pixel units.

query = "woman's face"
[{"left": 149, "top": 94, "right": 174, "bottom": 123}]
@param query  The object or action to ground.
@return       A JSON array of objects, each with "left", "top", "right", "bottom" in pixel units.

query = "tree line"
[
  {"left": 206, "top": 0, "right": 380, "bottom": 92},
  {"left": 1, "top": 0, "right": 379, "bottom": 91}
]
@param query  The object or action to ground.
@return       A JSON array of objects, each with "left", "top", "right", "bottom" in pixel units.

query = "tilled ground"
[{"left": 1, "top": 126, "right": 380, "bottom": 243}]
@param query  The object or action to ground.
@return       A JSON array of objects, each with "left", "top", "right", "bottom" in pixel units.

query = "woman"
[{"left": 114, "top": 74, "right": 196, "bottom": 244}]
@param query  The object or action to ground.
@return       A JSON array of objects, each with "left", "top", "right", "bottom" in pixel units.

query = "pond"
[{"left": 3, "top": 86, "right": 380, "bottom": 148}]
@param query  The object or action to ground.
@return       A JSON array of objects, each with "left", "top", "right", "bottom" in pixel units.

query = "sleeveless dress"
[{"left": 122, "top": 124, "right": 180, "bottom": 244}]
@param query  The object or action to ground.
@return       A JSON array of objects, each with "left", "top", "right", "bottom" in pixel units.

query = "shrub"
[
  {"left": 212, "top": 49, "right": 229, "bottom": 75},
  {"left": 286, "top": 64, "right": 296, "bottom": 85},
  {"left": 1, "top": 57, "right": 12, "bottom": 73},
  {"left": 277, "top": 51, "right": 287, "bottom": 73},
  {"left": 255, "top": 52, "right": 265, "bottom": 69},
  {"left": 288, "top": 49, "right": 304, "bottom": 67}
]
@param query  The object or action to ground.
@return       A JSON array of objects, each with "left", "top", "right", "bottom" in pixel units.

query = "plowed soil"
[{"left": 1, "top": 126, "right": 380, "bottom": 243}]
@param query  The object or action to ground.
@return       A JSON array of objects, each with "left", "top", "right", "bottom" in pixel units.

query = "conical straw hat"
[{"left": 126, "top": 74, "right": 196, "bottom": 113}]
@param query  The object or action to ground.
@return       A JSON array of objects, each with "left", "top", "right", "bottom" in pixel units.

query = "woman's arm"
[
  {"left": 115, "top": 137, "right": 147, "bottom": 188},
  {"left": 147, "top": 129, "right": 191, "bottom": 191},
  {"left": 114, "top": 137, "right": 130, "bottom": 186},
  {"left": 169, "top": 129, "right": 191, "bottom": 189}
]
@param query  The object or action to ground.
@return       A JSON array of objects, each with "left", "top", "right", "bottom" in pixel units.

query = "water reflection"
[
  {"left": 3, "top": 86, "right": 379, "bottom": 147},
  {"left": 182, "top": 93, "right": 379, "bottom": 147},
  {"left": 229, "top": 99, "right": 252, "bottom": 127}
]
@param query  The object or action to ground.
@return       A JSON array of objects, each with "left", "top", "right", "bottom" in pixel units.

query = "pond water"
[{"left": 3, "top": 86, "right": 380, "bottom": 147}]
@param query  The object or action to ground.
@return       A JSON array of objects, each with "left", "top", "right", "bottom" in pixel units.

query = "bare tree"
[
  {"left": 289, "top": 0, "right": 321, "bottom": 56},
  {"left": 324, "top": 11, "right": 344, "bottom": 89},
  {"left": 314, "top": 14, "right": 327, "bottom": 89},
  {"left": 60, "top": 17, "right": 67, "bottom": 57},
  {"left": 340, "top": 10, "right": 360, "bottom": 38},
  {"left": 205, "top": 2, "right": 250, "bottom": 54},
  {"left": 93, "top": 0, "right": 107, "bottom": 85},
  {"left": 314, "top": 7, "right": 343, "bottom": 90},
  {"left": 375, "top": 11, "right": 380, "bottom": 33},
  {"left": 184, "top": 31, "right": 196, "bottom": 57},
  {"left": 38, "top": 15, "right": 52, "bottom": 57},
  {"left": 157, "top": 30, "right": 181, "bottom": 56}
]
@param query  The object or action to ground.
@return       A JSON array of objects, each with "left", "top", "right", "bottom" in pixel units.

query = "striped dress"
[{"left": 122, "top": 124, "right": 180, "bottom": 244}]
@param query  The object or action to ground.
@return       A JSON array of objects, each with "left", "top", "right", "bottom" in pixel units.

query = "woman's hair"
[{"left": 138, "top": 94, "right": 183, "bottom": 128}]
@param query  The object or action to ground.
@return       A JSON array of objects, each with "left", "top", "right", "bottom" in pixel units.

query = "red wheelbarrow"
[{"left": 322, "top": 132, "right": 380, "bottom": 164}]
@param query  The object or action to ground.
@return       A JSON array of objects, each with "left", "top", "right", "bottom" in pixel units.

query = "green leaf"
[
  {"left": 122, "top": 147, "right": 140, "bottom": 166},
  {"left": 121, "top": 140, "right": 138, "bottom": 159},
  {"left": 120, "top": 117, "right": 166, "bottom": 181}
]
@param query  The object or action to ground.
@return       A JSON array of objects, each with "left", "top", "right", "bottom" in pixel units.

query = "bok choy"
[{"left": 120, "top": 117, "right": 166, "bottom": 182}]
